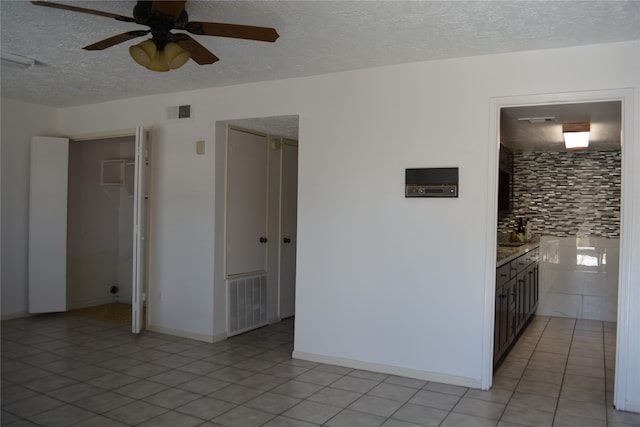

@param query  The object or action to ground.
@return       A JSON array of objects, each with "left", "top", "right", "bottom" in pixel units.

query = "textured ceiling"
[{"left": 1, "top": 1, "right": 639, "bottom": 144}]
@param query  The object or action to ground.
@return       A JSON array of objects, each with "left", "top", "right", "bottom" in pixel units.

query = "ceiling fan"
[{"left": 31, "top": 0, "right": 280, "bottom": 72}]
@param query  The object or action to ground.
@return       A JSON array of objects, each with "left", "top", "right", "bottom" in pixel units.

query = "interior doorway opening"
[
  {"left": 67, "top": 136, "right": 136, "bottom": 322},
  {"left": 487, "top": 89, "right": 633, "bottom": 411},
  {"left": 28, "top": 129, "right": 149, "bottom": 332},
  {"left": 215, "top": 115, "right": 299, "bottom": 340}
]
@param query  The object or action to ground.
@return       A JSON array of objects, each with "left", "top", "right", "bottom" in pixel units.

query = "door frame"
[{"left": 484, "top": 89, "right": 634, "bottom": 410}]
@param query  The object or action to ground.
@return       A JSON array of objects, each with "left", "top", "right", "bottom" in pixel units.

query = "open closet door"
[
  {"left": 28, "top": 137, "right": 69, "bottom": 313},
  {"left": 132, "top": 127, "right": 149, "bottom": 333}
]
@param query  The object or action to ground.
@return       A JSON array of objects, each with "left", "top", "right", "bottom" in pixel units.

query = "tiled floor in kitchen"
[{"left": 2, "top": 314, "right": 640, "bottom": 427}]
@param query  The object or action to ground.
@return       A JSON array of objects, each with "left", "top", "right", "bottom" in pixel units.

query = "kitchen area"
[{"left": 493, "top": 101, "right": 622, "bottom": 367}]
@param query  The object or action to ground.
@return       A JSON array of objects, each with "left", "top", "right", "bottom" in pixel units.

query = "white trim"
[
  {"left": 269, "top": 316, "right": 282, "bottom": 325},
  {"left": 69, "top": 128, "right": 138, "bottom": 142},
  {"left": 615, "top": 88, "right": 635, "bottom": 412},
  {"left": 623, "top": 402, "right": 640, "bottom": 414},
  {"left": 486, "top": 89, "right": 634, "bottom": 409},
  {"left": 0, "top": 312, "right": 33, "bottom": 321},
  {"left": 481, "top": 98, "right": 501, "bottom": 390},
  {"left": 131, "top": 127, "right": 145, "bottom": 334},
  {"left": 147, "top": 325, "right": 227, "bottom": 343},
  {"left": 293, "top": 351, "right": 481, "bottom": 389},
  {"left": 67, "top": 297, "right": 117, "bottom": 310}
]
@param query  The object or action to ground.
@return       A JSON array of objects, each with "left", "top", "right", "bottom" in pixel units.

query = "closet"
[
  {"left": 28, "top": 129, "right": 149, "bottom": 332},
  {"left": 224, "top": 127, "right": 298, "bottom": 335},
  {"left": 67, "top": 137, "right": 135, "bottom": 309}
]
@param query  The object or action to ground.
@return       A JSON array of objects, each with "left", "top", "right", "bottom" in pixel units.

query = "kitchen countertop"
[{"left": 497, "top": 240, "right": 540, "bottom": 267}]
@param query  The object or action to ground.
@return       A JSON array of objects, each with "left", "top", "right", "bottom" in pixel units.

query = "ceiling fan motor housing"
[{"left": 133, "top": 1, "right": 188, "bottom": 49}]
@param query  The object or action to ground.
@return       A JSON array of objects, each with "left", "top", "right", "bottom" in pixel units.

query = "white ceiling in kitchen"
[{"left": 501, "top": 101, "right": 622, "bottom": 152}]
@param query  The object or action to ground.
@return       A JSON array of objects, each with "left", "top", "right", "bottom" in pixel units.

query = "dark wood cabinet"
[
  {"left": 494, "top": 247, "right": 539, "bottom": 368},
  {"left": 498, "top": 144, "right": 513, "bottom": 213}
]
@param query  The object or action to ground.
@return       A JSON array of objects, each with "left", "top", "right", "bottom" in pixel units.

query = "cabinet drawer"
[
  {"left": 515, "top": 256, "right": 528, "bottom": 272},
  {"left": 497, "top": 263, "right": 511, "bottom": 286},
  {"left": 524, "top": 248, "right": 539, "bottom": 264}
]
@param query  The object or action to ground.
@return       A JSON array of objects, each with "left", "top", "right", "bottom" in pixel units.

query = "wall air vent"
[{"left": 167, "top": 104, "right": 191, "bottom": 119}]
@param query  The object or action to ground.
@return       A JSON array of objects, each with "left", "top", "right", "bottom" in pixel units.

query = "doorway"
[
  {"left": 216, "top": 116, "right": 299, "bottom": 337},
  {"left": 486, "top": 89, "right": 633, "bottom": 411},
  {"left": 499, "top": 101, "right": 621, "bottom": 322},
  {"left": 67, "top": 136, "right": 136, "bottom": 324},
  {"left": 27, "top": 129, "right": 149, "bottom": 332}
]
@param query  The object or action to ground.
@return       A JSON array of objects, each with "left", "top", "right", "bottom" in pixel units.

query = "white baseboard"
[
  {"left": 147, "top": 324, "right": 226, "bottom": 344},
  {"left": 292, "top": 350, "right": 481, "bottom": 389},
  {"left": 67, "top": 297, "right": 117, "bottom": 310},
  {"left": 1, "top": 311, "right": 32, "bottom": 321},
  {"left": 618, "top": 401, "right": 640, "bottom": 414}
]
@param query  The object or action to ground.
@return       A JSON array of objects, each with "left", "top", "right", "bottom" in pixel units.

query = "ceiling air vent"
[
  {"left": 517, "top": 116, "right": 556, "bottom": 124},
  {"left": 168, "top": 104, "right": 191, "bottom": 120}
]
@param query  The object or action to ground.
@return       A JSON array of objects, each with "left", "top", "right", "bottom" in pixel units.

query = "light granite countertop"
[{"left": 496, "top": 240, "right": 540, "bottom": 267}]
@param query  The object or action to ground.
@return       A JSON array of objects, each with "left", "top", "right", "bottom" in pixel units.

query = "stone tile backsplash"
[{"left": 498, "top": 150, "right": 621, "bottom": 238}]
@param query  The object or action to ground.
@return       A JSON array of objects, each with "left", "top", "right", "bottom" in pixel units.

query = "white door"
[
  {"left": 226, "top": 128, "right": 269, "bottom": 276},
  {"left": 280, "top": 141, "right": 298, "bottom": 318},
  {"left": 132, "top": 127, "right": 149, "bottom": 333},
  {"left": 28, "top": 137, "right": 69, "bottom": 313}
]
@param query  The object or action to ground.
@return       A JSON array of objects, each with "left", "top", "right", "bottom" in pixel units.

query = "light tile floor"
[{"left": 2, "top": 314, "right": 640, "bottom": 426}]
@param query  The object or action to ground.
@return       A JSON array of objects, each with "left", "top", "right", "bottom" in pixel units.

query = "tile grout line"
[
  {"left": 548, "top": 318, "right": 575, "bottom": 427},
  {"left": 495, "top": 315, "right": 551, "bottom": 427},
  {"left": 603, "top": 321, "right": 610, "bottom": 427}
]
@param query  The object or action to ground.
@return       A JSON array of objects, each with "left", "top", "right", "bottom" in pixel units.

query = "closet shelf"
[{"left": 101, "top": 158, "right": 134, "bottom": 186}]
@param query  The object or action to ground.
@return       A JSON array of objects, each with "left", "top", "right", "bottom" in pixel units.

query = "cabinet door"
[
  {"left": 494, "top": 285, "right": 502, "bottom": 360},
  {"left": 500, "top": 281, "right": 512, "bottom": 353},
  {"left": 532, "top": 263, "right": 539, "bottom": 310},
  {"left": 518, "top": 269, "right": 529, "bottom": 330},
  {"left": 226, "top": 129, "right": 268, "bottom": 276},
  {"left": 507, "top": 280, "right": 518, "bottom": 343}
]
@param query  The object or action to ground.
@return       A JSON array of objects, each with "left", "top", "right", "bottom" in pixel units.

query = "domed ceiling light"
[{"left": 129, "top": 39, "right": 190, "bottom": 71}]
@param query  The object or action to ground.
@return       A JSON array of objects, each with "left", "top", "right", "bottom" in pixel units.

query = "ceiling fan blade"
[
  {"left": 31, "top": 1, "right": 135, "bottom": 23},
  {"left": 83, "top": 30, "right": 150, "bottom": 51},
  {"left": 174, "top": 35, "right": 219, "bottom": 65},
  {"left": 185, "top": 22, "right": 279, "bottom": 42},
  {"left": 151, "top": 0, "right": 186, "bottom": 20}
]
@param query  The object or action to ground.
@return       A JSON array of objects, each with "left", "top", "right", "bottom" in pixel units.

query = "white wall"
[
  {"left": 2, "top": 41, "right": 639, "bottom": 408},
  {"left": 539, "top": 236, "right": 619, "bottom": 322},
  {"left": 1, "top": 100, "right": 59, "bottom": 318}
]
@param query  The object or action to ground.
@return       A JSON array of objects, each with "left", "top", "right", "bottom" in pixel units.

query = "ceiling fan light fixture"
[
  {"left": 164, "top": 42, "right": 190, "bottom": 69},
  {"left": 147, "top": 51, "right": 170, "bottom": 72},
  {"left": 32, "top": 0, "right": 279, "bottom": 71},
  {"left": 563, "top": 122, "right": 590, "bottom": 149},
  {"left": 129, "top": 39, "right": 156, "bottom": 67}
]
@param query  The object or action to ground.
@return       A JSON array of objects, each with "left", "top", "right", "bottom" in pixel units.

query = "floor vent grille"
[{"left": 228, "top": 275, "right": 267, "bottom": 336}]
